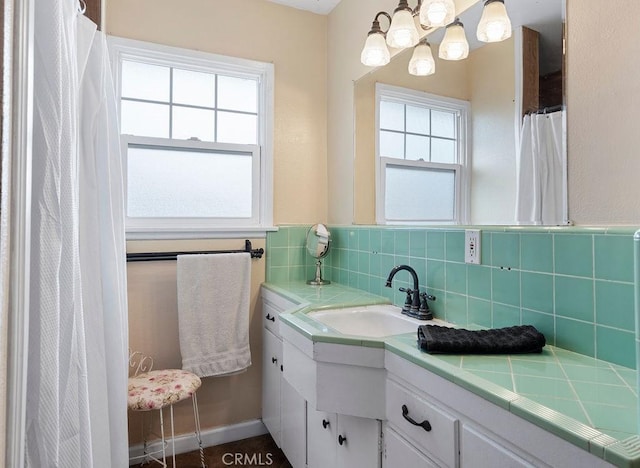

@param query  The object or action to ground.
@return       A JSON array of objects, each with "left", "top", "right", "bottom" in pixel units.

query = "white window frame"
[
  {"left": 108, "top": 36, "right": 274, "bottom": 239},
  {"left": 375, "top": 83, "right": 471, "bottom": 225}
]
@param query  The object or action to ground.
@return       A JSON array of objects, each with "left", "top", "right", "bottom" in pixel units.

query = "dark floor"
[{"left": 133, "top": 433, "right": 292, "bottom": 468}]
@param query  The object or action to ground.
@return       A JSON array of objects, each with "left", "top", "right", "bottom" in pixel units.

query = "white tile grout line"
[{"left": 552, "top": 347, "right": 596, "bottom": 428}]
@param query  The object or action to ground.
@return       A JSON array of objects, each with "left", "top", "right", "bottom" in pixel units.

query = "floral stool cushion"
[{"left": 128, "top": 369, "right": 202, "bottom": 411}]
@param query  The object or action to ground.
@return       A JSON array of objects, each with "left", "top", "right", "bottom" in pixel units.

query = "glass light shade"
[
  {"left": 419, "top": 0, "right": 455, "bottom": 28},
  {"left": 476, "top": 0, "right": 512, "bottom": 43},
  {"left": 361, "top": 32, "right": 391, "bottom": 66},
  {"left": 438, "top": 22, "right": 469, "bottom": 60},
  {"left": 408, "top": 43, "right": 436, "bottom": 76},
  {"left": 386, "top": 9, "right": 419, "bottom": 49}
]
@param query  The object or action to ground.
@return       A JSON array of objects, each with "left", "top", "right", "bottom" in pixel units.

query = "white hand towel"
[{"left": 177, "top": 253, "right": 252, "bottom": 377}]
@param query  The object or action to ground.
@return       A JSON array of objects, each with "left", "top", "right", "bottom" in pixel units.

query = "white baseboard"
[{"left": 129, "top": 419, "right": 268, "bottom": 465}]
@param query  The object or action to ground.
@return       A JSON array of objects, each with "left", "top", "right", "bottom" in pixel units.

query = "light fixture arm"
[{"left": 368, "top": 11, "right": 393, "bottom": 36}]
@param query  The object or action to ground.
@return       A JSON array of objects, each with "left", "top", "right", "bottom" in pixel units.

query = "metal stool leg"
[
  {"left": 159, "top": 407, "right": 167, "bottom": 467},
  {"left": 192, "top": 393, "right": 206, "bottom": 468},
  {"left": 170, "top": 405, "right": 176, "bottom": 468}
]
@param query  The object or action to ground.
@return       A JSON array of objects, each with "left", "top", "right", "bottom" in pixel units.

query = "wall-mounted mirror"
[
  {"left": 354, "top": 0, "right": 565, "bottom": 225},
  {"left": 306, "top": 223, "right": 331, "bottom": 285}
]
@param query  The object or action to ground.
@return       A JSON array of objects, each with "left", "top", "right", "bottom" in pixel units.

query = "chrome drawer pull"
[{"left": 402, "top": 404, "right": 432, "bottom": 432}]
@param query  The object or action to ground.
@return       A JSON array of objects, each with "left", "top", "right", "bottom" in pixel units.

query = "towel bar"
[{"left": 126, "top": 239, "right": 264, "bottom": 262}]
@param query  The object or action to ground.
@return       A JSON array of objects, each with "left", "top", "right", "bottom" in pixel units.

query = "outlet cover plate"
[{"left": 465, "top": 229, "right": 481, "bottom": 264}]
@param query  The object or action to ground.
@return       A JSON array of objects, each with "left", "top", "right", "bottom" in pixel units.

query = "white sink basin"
[{"left": 307, "top": 304, "right": 451, "bottom": 338}]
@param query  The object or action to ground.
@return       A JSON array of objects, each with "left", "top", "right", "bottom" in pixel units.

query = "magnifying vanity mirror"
[{"left": 306, "top": 223, "right": 331, "bottom": 285}]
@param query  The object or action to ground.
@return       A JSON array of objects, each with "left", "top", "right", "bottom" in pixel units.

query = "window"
[
  {"left": 108, "top": 37, "right": 274, "bottom": 238},
  {"left": 375, "top": 83, "right": 470, "bottom": 225}
]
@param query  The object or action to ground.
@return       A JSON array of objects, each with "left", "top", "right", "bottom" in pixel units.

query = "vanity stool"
[{"left": 128, "top": 351, "right": 206, "bottom": 467}]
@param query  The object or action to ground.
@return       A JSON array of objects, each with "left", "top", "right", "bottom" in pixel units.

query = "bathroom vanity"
[{"left": 261, "top": 282, "right": 639, "bottom": 468}]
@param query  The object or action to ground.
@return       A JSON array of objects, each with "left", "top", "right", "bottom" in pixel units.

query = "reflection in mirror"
[
  {"left": 354, "top": 0, "right": 565, "bottom": 226},
  {"left": 306, "top": 224, "right": 331, "bottom": 285}
]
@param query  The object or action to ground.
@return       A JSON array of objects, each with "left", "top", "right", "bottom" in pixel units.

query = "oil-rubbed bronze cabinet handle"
[
  {"left": 338, "top": 434, "right": 347, "bottom": 445},
  {"left": 271, "top": 357, "right": 277, "bottom": 364},
  {"left": 322, "top": 419, "right": 330, "bottom": 429},
  {"left": 266, "top": 313, "right": 275, "bottom": 322},
  {"left": 402, "top": 404, "right": 431, "bottom": 432}
]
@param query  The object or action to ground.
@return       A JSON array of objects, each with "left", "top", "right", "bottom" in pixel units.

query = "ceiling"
[{"left": 264, "top": 0, "right": 342, "bottom": 15}]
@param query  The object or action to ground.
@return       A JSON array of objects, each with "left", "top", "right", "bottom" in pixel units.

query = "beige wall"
[
  {"left": 468, "top": 35, "right": 516, "bottom": 224},
  {"left": 352, "top": 34, "right": 515, "bottom": 225},
  {"left": 126, "top": 239, "right": 265, "bottom": 443},
  {"left": 106, "top": 0, "right": 328, "bottom": 225},
  {"left": 566, "top": 0, "right": 640, "bottom": 224},
  {"left": 106, "top": 0, "right": 327, "bottom": 442}
]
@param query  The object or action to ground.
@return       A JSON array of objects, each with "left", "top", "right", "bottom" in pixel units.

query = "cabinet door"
[
  {"left": 280, "top": 378, "right": 307, "bottom": 468},
  {"left": 384, "top": 425, "right": 440, "bottom": 468},
  {"left": 307, "top": 408, "right": 337, "bottom": 468},
  {"left": 460, "top": 425, "right": 536, "bottom": 468},
  {"left": 336, "top": 415, "right": 381, "bottom": 468},
  {"left": 261, "top": 328, "right": 282, "bottom": 446}
]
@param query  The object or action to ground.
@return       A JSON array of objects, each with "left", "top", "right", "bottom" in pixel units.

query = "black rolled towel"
[{"left": 417, "top": 324, "right": 546, "bottom": 354}]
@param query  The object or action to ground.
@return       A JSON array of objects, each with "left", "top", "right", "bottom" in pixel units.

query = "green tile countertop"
[{"left": 264, "top": 281, "right": 640, "bottom": 467}]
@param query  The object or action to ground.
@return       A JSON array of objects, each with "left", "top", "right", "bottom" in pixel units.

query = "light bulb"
[
  {"left": 386, "top": 8, "right": 419, "bottom": 49},
  {"left": 361, "top": 32, "right": 390, "bottom": 67},
  {"left": 477, "top": 0, "right": 512, "bottom": 43},
  {"left": 408, "top": 41, "right": 436, "bottom": 76},
  {"left": 439, "top": 19, "right": 469, "bottom": 61},
  {"left": 419, "top": 0, "right": 455, "bottom": 28}
]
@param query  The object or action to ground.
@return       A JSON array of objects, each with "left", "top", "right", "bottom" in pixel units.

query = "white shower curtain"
[
  {"left": 26, "top": 1, "right": 128, "bottom": 466},
  {"left": 515, "top": 110, "right": 565, "bottom": 225}
]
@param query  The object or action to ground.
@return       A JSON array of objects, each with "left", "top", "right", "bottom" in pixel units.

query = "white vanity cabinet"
[
  {"left": 260, "top": 288, "right": 307, "bottom": 468},
  {"left": 384, "top": 352, "right": 615, "bottom": 468},
  {"left": 308, "top": 407, "right": 381, "bottom": 468}
]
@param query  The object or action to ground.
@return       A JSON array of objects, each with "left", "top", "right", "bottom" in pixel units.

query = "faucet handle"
[
  {"left": 398, "top": 287, "right": 413, "bottom": 311},
  {"left": 419, "top": 292, "right": 436, "bottom": 320},
  {"left": 420, "top": 292, "right": 436, "bottom": 302}
]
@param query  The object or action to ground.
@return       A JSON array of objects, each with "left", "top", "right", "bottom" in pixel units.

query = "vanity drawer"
[
  {"left": 386, "top": 378, "right": 459, "bottom": 468},
  {"left": 262, "top": 300, "right": 281, "bottom": 335}
]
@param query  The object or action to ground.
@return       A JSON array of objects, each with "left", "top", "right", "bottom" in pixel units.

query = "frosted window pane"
[
  {"left": 380, "top": 101, "right": 405, "bottom": 131},
  {"left": 172, "top": 106, "right": 215, "bottom": 141},
  {"left": 431, "top": 138, "right": 456, "bottom": 163},
  {"left": 406, "top": 105, "right": 429, "bottom": 134},
  {"left": 127, "top": 146, "right": 252, "bottom": 218},
  {"left": 385, "top": 166, "right": 455, "bottom": 221},
  {"left": 121, "top": 101, "right": 170, "bottom": 138},
  {"left": 121, "top": 61, "right": 170, "bottom": 102},
  {"left": 431, "top": 110, "right": 456, "bottom": 138},
  {"left": 380, "top": 131, "right": 405, "bottom": 159},
  {"left": 217, "top": 111, "right": 257, "bottom": 144},
  {"left": 406, "top": 135, "right": 429, "bottom": 161},
  {"left": 173, "top": 68, "right": 215, "bottom": 107},
  {"left": 218, "top": 75, "right": 258, "bottom": 113}
]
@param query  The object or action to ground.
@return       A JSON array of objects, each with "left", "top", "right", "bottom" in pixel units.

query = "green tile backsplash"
[{"left": 267, "top": 225, "right": 638, "bottom": 369}]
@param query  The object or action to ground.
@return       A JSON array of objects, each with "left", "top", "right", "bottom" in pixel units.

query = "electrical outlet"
[{"left": 465, "top": 229, "right": 481, "bottom": 264}]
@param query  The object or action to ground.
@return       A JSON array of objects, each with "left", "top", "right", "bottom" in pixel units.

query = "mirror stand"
[{"left": 308, "top": 259, "right": 330, "bottom": 286}]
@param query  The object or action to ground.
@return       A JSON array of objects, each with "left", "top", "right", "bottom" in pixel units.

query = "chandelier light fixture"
[{"left": 360, "top": 0, "right": 512, "bottom": 76}]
